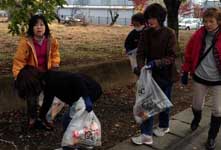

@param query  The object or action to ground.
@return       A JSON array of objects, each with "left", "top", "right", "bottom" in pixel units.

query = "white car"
[
  {"left": 179, "top": 18, "right": 202, "bottom": 30},
  {"left": 64, "top": 16, "right": 81, "bottom": 22}
]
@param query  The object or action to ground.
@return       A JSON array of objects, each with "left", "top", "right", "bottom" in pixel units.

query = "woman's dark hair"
[
  {"left": 131, "top": 13, "right": 145, "bottom": 25},
  {"left": 27, "top": 15, "right": 50, "bottom": 37},
  {"left": 144, "top": 3, "right": 167, "bottom": 26},
  {"left": 15, "top": 65, "right": 43, "bottom": 99}
]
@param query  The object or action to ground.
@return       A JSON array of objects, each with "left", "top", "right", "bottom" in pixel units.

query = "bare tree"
[
  {"left": 164, "top": 0, "right": 185, "bottom": 37},
  {"left": 109, "top": 9, "right": 119, "bottom": 26}
]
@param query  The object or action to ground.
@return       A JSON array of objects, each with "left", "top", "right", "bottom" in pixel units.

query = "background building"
[
  {"left": 203, "top": 0, "right": 221, "bottom": 9},
  {"left": 66, "top": 0, "right": 133, "bottom": 6},
  {"left": 0, "top": 10, "right": 8, "bottom": 22},
  {"left": 57, "top": 0, "right": 134, "bottom": 25}
]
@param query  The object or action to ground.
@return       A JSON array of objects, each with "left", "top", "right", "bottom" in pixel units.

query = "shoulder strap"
[
  {"left": 196, "top": 28, "right": 220, "bottom": 68},
  {"left": 197, "top": 43, "right": 214, "bottom": 66}
]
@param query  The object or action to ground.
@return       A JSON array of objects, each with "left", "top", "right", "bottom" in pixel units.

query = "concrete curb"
[
  {"left": 0, "top": 59, "right": 135, "bottom": 112},
  {"left": 109, "top": 100, "right": 221, "bottom": 150}
]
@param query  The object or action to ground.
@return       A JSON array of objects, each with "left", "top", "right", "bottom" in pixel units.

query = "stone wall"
[{"left": 0, "top": 59, "right": 136, "bottom": 112}]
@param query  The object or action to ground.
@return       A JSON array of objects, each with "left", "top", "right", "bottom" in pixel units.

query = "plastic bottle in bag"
[
  {"left": 72, "top": 127, "right": 88, "bottom": 145},
  {"left": 85, "top": 118, "right": 101, "bottom": 146},
  {"left": 73, "top": 128, "right": 87, "bottom": 138},
  {"left": 90, "top": 119, "right": 100, "bottom": 136}
]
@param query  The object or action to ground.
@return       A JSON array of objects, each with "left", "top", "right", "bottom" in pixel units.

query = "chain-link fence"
[
  {"left": 87, "top": 16, "right": 130, "bottom": 25},
  {"left": 59, "top": 15, "right": 131, "bottom": 26}
]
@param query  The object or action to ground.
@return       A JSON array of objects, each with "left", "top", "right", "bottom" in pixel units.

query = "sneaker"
[
  {"left": 153, "top": 127, "right": 170, "bottom": 137},
  {"left": 131, "top": 134, "right": 153, "bottom": 145}
]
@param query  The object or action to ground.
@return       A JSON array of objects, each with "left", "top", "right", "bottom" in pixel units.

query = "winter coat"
[
  {"left": 124, "top": 29, "right": 143, "bottom": 54},
  {"left": 39, "top": 71, "right": 102, "bottom": 120},
  {"left": 182, "top": 26, "right": 221, "bottom": 75},
  {"left": 136, "top": 27, "right": 177, "bottom": 84},
  {"left": 12, "top": 35, "right": 60, "bottom": 78}
]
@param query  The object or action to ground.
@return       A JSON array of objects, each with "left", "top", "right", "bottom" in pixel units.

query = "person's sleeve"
[
  {"left": 124, "top": 31, "right": 134, "bottom": 53},
  {"left": 136, "top": 31, "right": 146, "bottom": 68},
  {"left": 50, "top": 38, "right": 60, "bottom": 68},
  {"left": 12, "top": 38, "right": 29, "bottom": 79},
  {"left": 155, "top": 30, "right": 177, "bottom": 68},
  {"left": 181, "top": 34, "right": 195, "bottom": 73}
]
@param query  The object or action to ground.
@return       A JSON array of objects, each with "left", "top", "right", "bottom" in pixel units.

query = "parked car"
[
  {"left": 64, "top": 16, "right": 81, "bottom": 22},
  {"left": 0, "top": 10, "right": 8, "bottom": 22},
  {"left": 179, "top": 18, "right": 202, "bottom": 30}
]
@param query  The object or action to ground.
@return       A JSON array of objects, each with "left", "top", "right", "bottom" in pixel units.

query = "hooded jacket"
[{"left": 12, "top": 35, "right": 60, "bottom": 78}]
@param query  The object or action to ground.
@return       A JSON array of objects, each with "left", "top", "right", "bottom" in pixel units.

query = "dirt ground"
[{"left": 0, "top": 22, "right": 195, "bottom": 149}]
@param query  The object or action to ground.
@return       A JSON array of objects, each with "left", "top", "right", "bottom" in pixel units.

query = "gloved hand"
[
  {"left": 133, "top": 67, "right": 140, "bottom": 76},
  {"left": 84, "top": 96, "right": 93, "bottom": 112},
  {"left": 146, "top": 60, "right": 156, "bottom": 70},
  {"left": 181, "top": 72, "right": 188, "bottom": 85}
]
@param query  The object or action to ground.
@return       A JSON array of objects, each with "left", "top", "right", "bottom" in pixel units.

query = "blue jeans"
[
  {"left": 62, "top": 108, "right": 72, "bottom": 132},
  {"left": 141, "top": 83, "right": 172, "bottom": 136}
]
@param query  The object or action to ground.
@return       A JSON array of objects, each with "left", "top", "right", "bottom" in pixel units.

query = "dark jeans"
[
  {"left": 62, "top": 108, "right": 72, "bottom": 132},
  {"left": 141, "top": 82, "right": 173, "bottom": 136},
  {"left": 26, "top": 96, "right": 39, "bottom": 120}
]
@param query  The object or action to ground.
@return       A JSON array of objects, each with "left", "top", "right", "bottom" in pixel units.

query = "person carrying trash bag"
[
  {"left": 15, "top": 65, "right": 102, "bottom": 150},
  {"left": 181, "top": 8, "right": 221, "bottom": 150},
  {"left": 124, "top": 12, "right": 145, "bottom": 72},
  {"left": 131, "top": 3, "right": 177, "bottom": 145},
  {"left": 133, "top": 66, "right": 173, "bottom": 135}
]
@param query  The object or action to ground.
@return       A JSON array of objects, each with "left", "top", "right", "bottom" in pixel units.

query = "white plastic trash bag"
[
  {"left": 61, "top": 97, "right": 101, "bottom": 148},
  {"left": 46, "top": 97, "right": 65, "bottom": 122},
  {"left": 133, "top": 67, "right": 173, "bottom": 124},
  {"left": 127, "top": 48, "right": 138, "bottom": 71}
]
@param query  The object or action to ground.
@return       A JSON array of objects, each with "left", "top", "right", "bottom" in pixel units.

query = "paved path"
[{"left": 109, "top": 100, "right": 221, "bottom": 150}]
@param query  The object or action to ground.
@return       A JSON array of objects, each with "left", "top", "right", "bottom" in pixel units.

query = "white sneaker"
[
  {"left": 153, "top": 127, "right": 170, "bottom": 137},
  {"left": 131, "top": 134, "right": 153, "bottom": 145}
]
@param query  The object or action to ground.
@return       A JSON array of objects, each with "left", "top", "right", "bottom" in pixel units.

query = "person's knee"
[{"left": 192, "top": 100, "right": 204, "bottom": 111}]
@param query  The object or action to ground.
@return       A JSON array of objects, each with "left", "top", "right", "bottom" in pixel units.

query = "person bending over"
[{"left": 15, "top": 65, "right": 102, "bottom": 131}]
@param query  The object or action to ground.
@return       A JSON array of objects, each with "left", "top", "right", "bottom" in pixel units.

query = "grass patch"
[{"left": 0, "top": 22, "right": 194, "bottom": 75}]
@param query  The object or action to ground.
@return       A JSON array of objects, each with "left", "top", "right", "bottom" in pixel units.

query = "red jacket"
[{"left": 182, "top": 26, "right": 221, "bottom": 75}]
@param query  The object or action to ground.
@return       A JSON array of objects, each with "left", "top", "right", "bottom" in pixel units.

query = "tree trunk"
[
  {"left": 109, "top": 10, "right": 119, "bottom": 26},
  {"left": 164, "top": 0, "right": 181, "bottom": 38},
  {"left": 55, "top": 14, "right": 61, "bottom": 23}
]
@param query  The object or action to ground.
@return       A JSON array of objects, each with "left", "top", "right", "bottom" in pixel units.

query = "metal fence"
[
  {"left": 87, "top": 16, "right": 130, "bottom": 25},
  {"left": 59, "top": 15, "right": 131, "bottom": 26},
  {"left": 67, "top": 0, "right": 133, "bottom": 6}
]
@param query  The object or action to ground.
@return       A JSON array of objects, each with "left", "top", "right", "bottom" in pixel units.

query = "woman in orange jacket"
[{"left": 12, "top": 14, "right": 60, "bottom": 129}]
